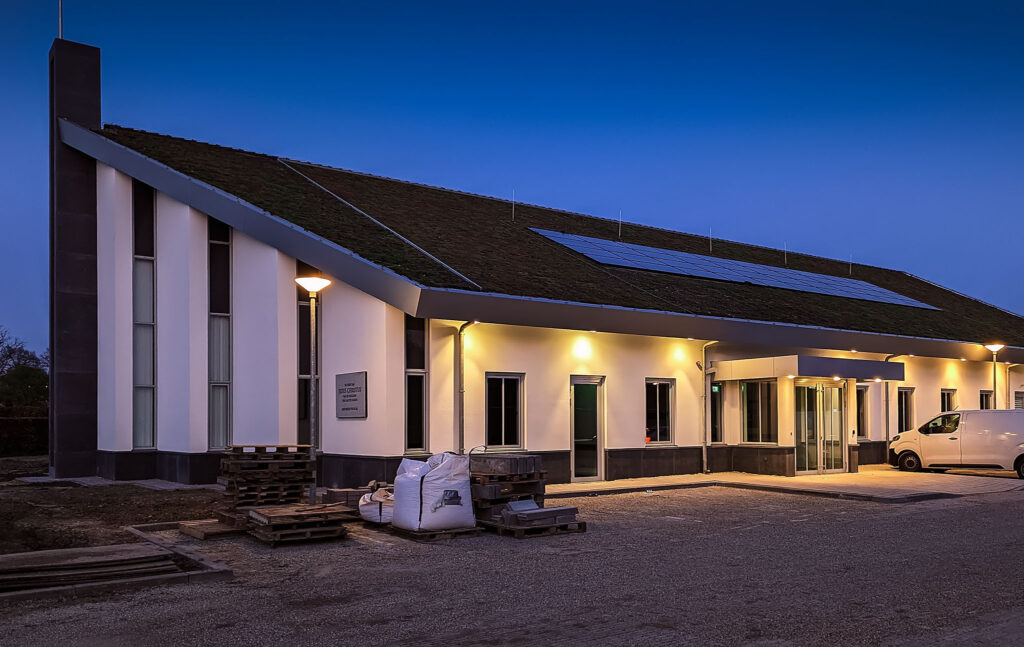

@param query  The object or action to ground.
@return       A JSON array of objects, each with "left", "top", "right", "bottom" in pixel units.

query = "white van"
[{"left": 889, "top": 410, "right": 1024, "bottom": 478}]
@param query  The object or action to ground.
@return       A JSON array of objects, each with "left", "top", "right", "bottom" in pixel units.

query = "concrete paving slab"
[
  {"left": 16, "top": 475, "right": 223, "bottom": 491},
  {"left": 546, "top": 464, "right": 1024, "bottom": 503}
]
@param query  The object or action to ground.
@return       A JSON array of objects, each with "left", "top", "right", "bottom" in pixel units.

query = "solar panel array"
[{"left": 532, "top": 228, "right": 936, "bottom": 310}]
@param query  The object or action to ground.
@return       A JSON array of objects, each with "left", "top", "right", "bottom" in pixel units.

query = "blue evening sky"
[{"left": 2, "top": 1, "right": 1023, "bottom": 352}]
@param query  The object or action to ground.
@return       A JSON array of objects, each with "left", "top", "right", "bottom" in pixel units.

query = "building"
[{"left": 48, "top": 39, "right": 1024, "bottom": 485}]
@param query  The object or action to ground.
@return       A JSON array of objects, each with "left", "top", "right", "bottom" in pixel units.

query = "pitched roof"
[{"left": 96, "top": 124, "right": 1024, "bottom": 347}]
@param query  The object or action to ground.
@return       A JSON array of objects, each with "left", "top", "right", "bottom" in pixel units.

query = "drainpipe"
[
  {"left": 883, "top": 354, "right": 902, "bottom": 444},
  {"left": 456, "top": 320, "right": 478, "bottom": 455},
  {"left": 701, "top": 341, "right": 719, "bottom": 474}
]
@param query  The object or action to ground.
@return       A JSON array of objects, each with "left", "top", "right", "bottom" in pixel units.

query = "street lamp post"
[
  {"left": 296, "top": 276, "right": 331, "bottom": 504},
  {"left": 985, "top": 344, "right": 1005, "bottom": 409}
]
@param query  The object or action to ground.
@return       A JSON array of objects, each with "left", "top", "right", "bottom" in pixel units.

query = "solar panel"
[{"left": 532, "top": 228, "right": 937, "bottom": 310}]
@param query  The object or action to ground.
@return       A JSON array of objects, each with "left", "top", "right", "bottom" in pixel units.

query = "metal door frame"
[
  {"left": 570, "top": 375, "right": 605, "bottom": 482},
  {"left": 795, "top": 380, "right": 847, "bottom": 475}
]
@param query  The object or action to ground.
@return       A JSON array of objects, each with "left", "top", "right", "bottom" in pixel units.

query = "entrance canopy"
[{"left": 712, "top": 355, "right": 905, "bottom": 382}]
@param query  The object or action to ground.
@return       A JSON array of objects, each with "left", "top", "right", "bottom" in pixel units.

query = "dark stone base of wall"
[
  {"left": 0, "top": 418, "right": 48, "bottom": 457},
  {"left": 857, "top": 441, "right": 888, "bottom": 465},
  {"left": 96, "top": 450, "right": 222, "bottom": 484},
  {"left": 710, "top": 445, "right": 796, "bottom": 477},
  {"left": 848, "top": 446, "right": 859, "bottom": 473},
  {"left": 605, "top": 446, "right": 702, "bottom": 481},
  {"left": 320, "top": 450, "right": 573, "bottom": 488}
]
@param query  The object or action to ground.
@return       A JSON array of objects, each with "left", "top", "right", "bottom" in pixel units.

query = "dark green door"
[{"left": 572, "top": 383, "right": 599, "bottom": 479}]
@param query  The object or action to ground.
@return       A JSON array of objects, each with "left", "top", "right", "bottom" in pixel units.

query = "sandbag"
[
  {"left": 358, "top": 489, "right": 394, "bottom": 524},
  {"left": 392, "top": 453, "right": 474, "bottom": 531}
]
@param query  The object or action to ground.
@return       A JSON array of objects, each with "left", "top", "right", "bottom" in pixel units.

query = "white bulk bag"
[
  {"left": 359, "top": 489, "right": 395, "bottom": 524},
  {"left": 392, "top": 453, "right": 474, "bottom": 532}
]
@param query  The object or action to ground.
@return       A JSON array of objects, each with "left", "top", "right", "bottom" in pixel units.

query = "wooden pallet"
[
  {"left": 179, "top": 519, "right": 247, "bottom": 540},
  {"left": 478, "top": 520, "right": 586, "bottom": 539},
  {"left": 388, "top": 525, "right": 482, "bottom": 542},
  {"left": 222, "top": 460, "right": 313, "bottom": 473},
  {"left": 0, "top": 544, "right": 181, "bottom": 592},
  {"left": 225, "top": 444, "right": 311, "bottom": 456},
  {"left": 470, "top": 471, "right": 546, "bottom": 485},
  {"left": 473, "top": 494, "right": 546, "bottom": 510},
  {"left": 249, "top": 526, "right": 347, "bottom": 547},
  {"left": 247, "top": 503, "right": 358, "bottom": 525}
]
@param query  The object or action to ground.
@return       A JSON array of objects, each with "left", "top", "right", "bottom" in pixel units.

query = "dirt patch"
[
  {"left": 0, "top": 483, "right": 221, "bottom": 554},
  {"left": 0, "top": 455, "right": 48, "bottom": 481}
]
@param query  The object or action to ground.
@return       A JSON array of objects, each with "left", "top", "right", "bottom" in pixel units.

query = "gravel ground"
[{"left": 2, "top": 487, "right": 1023, "bottom": 646}]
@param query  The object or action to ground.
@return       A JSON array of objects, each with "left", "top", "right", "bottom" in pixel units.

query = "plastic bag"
[{"left": 359, "top": 489, "right": 394, "bottom": 524}]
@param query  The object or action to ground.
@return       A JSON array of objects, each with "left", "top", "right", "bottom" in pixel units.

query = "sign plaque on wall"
[{"left": 335, "top": 371, "right": 367, "bottom": 419}]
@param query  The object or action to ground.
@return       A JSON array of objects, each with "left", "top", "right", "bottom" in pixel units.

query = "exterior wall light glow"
[
  {"left": 874, "top": 378, "right": 882, "bottom": 383},
  {"left": 985, "top": 344, "right": 1005, "bottom": 353},
  {"left": 295, "top": 276, "right": 331, "bottom": 293},
  {"left": 833, "top": 376, "right": 841, "bottom": 381},
  {"left": 960, "top": 358, "right": 966, "bottom": 362},
  {"left": 572, "top": 338, "right": 592, "bottom": 360},
  {"left": 786, "top": 375, "right": 794, "bottom": 379},
  {"left": 850, "top": 349, "right": 857, "bottom": 353}
]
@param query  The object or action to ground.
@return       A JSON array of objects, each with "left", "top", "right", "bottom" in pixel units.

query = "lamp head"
[
  {"left": 984, "top": 343, "right": 1005, "bottom": 353},
  {"left": 295, "top": 276, "right": 332, "bottom": 293}
]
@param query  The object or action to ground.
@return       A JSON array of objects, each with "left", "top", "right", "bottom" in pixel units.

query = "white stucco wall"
[
  {"left": 318, "top": 278, "right": 406, "bottom": 456},
  {"left": 231, "top": 231, "right": 298, "bottom": 446},
  {"left": 96, "top": 164, "right": 134, "bottom": 452},
  {"left": 449, "top": 322, "right": 706, "bottom": 453},
  {"left": 154, "top": 194, "right": 209, "bottom": 453}
]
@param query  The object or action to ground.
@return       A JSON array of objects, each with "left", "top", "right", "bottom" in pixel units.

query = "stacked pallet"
[
  {"left": 247, "top": 503, "right": 358, "bottom": 546},
  {"left": 0, "top": 544, "right": 181, "bottom": 593},
  {"left": 470, "top": 453, "right": 586, "bottom": 538},
  {"left": 221, "top": 444, "right": 314, "bottom": 508}
]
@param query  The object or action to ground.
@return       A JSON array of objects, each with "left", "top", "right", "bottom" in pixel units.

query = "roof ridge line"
[{"left": 277, "top": 158, "right": 482, "bottom": 290}]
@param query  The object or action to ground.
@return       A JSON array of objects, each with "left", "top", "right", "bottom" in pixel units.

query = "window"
[
  {"left": 856, "top": 385, "right": 868, "bottom": 438},
  {"left": 741, "top": 381, "right": 777, "bottom": 443},
  {"left": 710, "top": 382, "right": 724, "bottom": 443},
  {"left": 208, "top": 218, "right": 231, "bottom": 449},
  {"left": 897, "top": 388, "right": 914, "bottom": 432},
  {"left": 1016, "top": 392, "right": 1024, "bottom": 410},
  {"left": 644, "top": 379, "right": 673, "bottom": 443},
  {"left": 921, "top": 413, "right": 960, "bottom": 435},
  {"left": 405, "top": 315, "right": 427, "bottom": 452},
  {"left": 132, "top": 180, "right": 156, "bottom": 449},
  {"left": 940, "top": 389, "right": 956, "bottom": 413},
  {"left": 296, "top": 262, "right": 321, "bottom": 446},
  {"left": 979, "top": 390, "right": 993, "bottom": 410},
  {"left": 486, "top": 374, "right": 522, "bottom": 447}
]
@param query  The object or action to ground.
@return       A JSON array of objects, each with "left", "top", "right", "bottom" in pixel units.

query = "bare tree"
[{"left": 0, "top": 327, "right": 43, "bottom": 374}]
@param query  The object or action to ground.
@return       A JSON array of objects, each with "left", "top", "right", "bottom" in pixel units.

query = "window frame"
[
  {"left": 940, "top": 389, "right": 957, "bottom": 413},
  {"left": 296, "top": 275, "right": 322, "bottom": 449},
  {"left": 856, "top": 384, "right": 869, "bottom": 440},
  {"left": 485, "top": 372, "right": 524, "bottom": 449},
  {"left": 131, "top": 181, "right": 156, "bottom": 450},
  {"left": 709, "top": 381, "right": 724, "bottom": 444},
  {"left": 979, "top": 390, "right": 994, "bottom": 410},
  {"left": 207, "top": 219, "right": 232, "bottom": 450},
  {"left": 404, "top": 315, "right": 429, "bottom": 454},
  {"left": 740, "top": 380, "right": 778, "bottom": 444},
  {"left": 897, "top": 387, "right": 915, "bottom": 432},
  {"left": 1015, "top": 391, "right": 1024, "bottom": 410},
  {"left": 644, "top": 378, "right": 674, "bottom": 445}
]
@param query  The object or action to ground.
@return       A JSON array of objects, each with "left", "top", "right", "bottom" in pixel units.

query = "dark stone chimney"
[{"left": 49, "top": 39, "right": 100, "bottom": 477}]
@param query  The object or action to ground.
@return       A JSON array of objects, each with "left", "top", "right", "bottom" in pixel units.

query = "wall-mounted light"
[
  {"left": 833, "top": 376, "right": 841, "bottom": 381},
  {"left": 785, "top": 375, "right": 795, "bottom": 379},
  {"left": 874, "top": 378, "right": 882, "bottom": 383},
  {"left": 295, "top": 276, "right": 331, "bottom": 293},
  {"left": 572, "top": 338, "right": 592, "bottom": 360}
]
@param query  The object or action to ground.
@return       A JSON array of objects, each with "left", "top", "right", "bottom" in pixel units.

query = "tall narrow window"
[
  {"left": 856, "top": 385, "right": 869, "bottom": 438},
  {"left": 644, "top": 379, "right": 673, "bottom": 443},
  {"left": 897, "top": 388, "right": 914, "bottom": 432},
  {"left": 1015, "top": 392, "right": 1024, "bottom": 409},
  {"left": 940, "top": 389, "right": 956, "bottom": 412},
  {"left": 132, "top": 181, "right": 156, "bottom": 449},
  {"left": 486, "top": 374, "right": 522, "bottom": 447},
  {"left": 405, "top": 315, "right": 427, "bottom": 452},
  {"left": 741, "top": 381, "right": 777, "bottom": 443},
  {"left": 296, "top": 262, "right": 321, "bottom": 446},
  {"left": 208, "top": 218, "right": 231, "bottom": 449},
  {"left": 709, "top": 382, "right": 724, "bottom": 443},
  {"left": 979, "top": 390, "right": 993, "bottom": 410}
]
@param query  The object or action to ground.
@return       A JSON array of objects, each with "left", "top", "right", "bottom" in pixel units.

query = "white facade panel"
[
  {"left": 95, "top": 163, "right": 134, "bottom": 452},
  {"left": 154, "top": 194, "right": 208, "bottom": 453}
]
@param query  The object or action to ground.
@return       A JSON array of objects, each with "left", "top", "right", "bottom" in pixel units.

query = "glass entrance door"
[
  {"left": 795, "top": 383, "right": 846, "bottom": 474},
  {"left": 571, "top": 377, "right": 603, "bottom": 481}
]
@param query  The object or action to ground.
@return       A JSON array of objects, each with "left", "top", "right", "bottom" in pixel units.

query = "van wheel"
[
  {"left": 898, "top": 452, "right": 921, "bottom": 472},
  {"left": 1016, "top": 459, "right": 1024, "bottom": 480}
]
